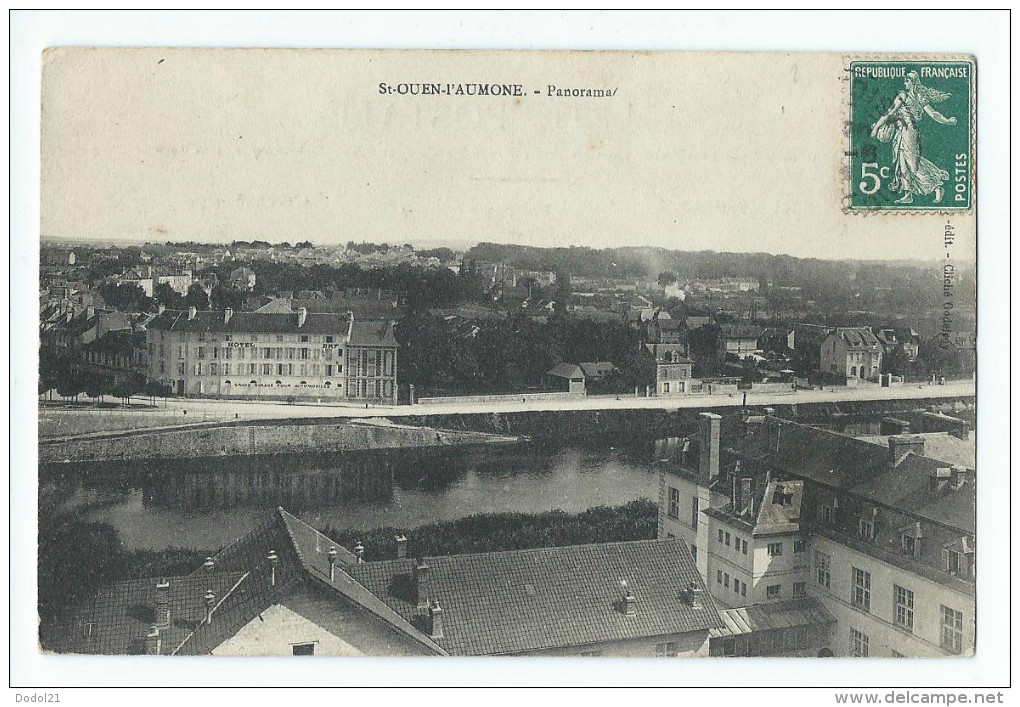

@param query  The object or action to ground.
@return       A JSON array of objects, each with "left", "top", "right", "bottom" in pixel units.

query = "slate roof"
[
  {"left": 736, "top": 419, "right": 974, "bottom": 534},
  {"left": 546, "top": 363, "right": 585, "bottom": 380},
  {"left": 147, "top": 309, "right": 353, "bottom": 336},
  {"left": 753, "top": 480, "right": 804, "bottom": 536},
  {"left": 349, "top": 320, "right": 399, "bottom": 348},
  {"left": 348, "top": 539, "right": 722, "bottom": 656},
  {"left": 709, "top": 598, "right": 836, "bottom": 638},
  {"left": 831, "top": 327, "right": 881, "bottom": 349}
]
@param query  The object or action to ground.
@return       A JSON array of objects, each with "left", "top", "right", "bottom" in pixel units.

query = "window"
[
  {"left": 793, "top": 539, "right": 806, "bottom": 554},
  {"left": 326, "top": 364, "right": 333, "bottom": 376},
  {"left": 195, "top": 363, "right": 204, "bottom": 376},
  {"left": 894, "top": 585, "right": 914, "bottom": 631},
  {"left": 858, "top": 518, "right": 875, "bottom": 541},
  {"left": 717, "top": 570, "right": 722, "bottom": 585},
  {"left": 851, "top": 568, "right": 871, "bottom": 612},
  {"left": 300, "top": 335, "right": 309, "bottom": 343},
  {"left": 292, "top": 642, "right": 315, "bottom": 656},
  {"left": 768, "top": 542, "right": 783, "bottom": 556},
  {"left": 655, "top": 642, "right": 678, "bottom": 657},
  {"left": 902, "top": 534, "right": 917, "bottom": 558},
  {"left": 849, "top": 628, "right": 869, "bottom": 657},
  {"left": 741, "top": 539, "right": 748, "bottom": 555},
  {"left": 82, "top": 622, "right": 94, "bottom": 639},
  {"left": 793, "top": 582, "right": 806, "bottom": 598},
  {"left": 718, "top": 529, "right": 724, "bottom": 544},
  {"left": 725, "top": 532, "right": 731, "bottom": 547},
  {"left": 690, "top": 498, "right": 700, "bottom": 528},
  {"left": 819, "top": 504, "right": 835, "bottom": 525},
  {"left": 197, "top": 346, "right": 205, "bottom": 359},
  {"left": 767, "top": 584, "right": 781, "bottom": 599},
  {"left": 690, "top": 545, "right": 697, "bottom": 561},
  {"left": 723, "top": 573, "right": 730, "bottom": 589},
  {"left": 177, "top": 363, "right": 185, "bottom": 376},
  {"left": 815, "top": 551, "right": 831, "bottom": 589},
  {"left": 940, "top": 606, "right": 963, "bottom": 654},
  {"left": 209, "top": 363, "right": 218, "bottom": 376},
  {"left": 301, "top": 348, "right": 309, "bottom": 359},
  {"left": 276, "top": 335, "right": 284, "bottom": 342},
  {"left": 741, "top": 581, "right": 747, "bottom": 597},
  {"left": 326, "top": 336, "right": 334, "bottom": 343},
  {"left": 943, "top": 548, "right": 961, "bottom": 575},
  {"left": 668, "top": 487, "right": 680, "bottom": 519},
  {"left": 663, "top": 382, "right": 670, "bottom": 393}
]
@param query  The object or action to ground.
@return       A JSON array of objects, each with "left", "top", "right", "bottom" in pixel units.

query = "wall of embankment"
[
  {"left": 388, "top": 397, "right": 977, "bottom": 441},
  {"left": 39, "top": 421, "right": 519, "bottom": 464}
]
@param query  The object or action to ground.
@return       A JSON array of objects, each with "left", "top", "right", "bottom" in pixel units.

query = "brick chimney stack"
[
  {"left": 204, "top": 589, "right": 216, "bottom": 625},
  {"left": 395, "top": 534, "right": 408, "bottom": 560},
  {"left": 889, "top": 435, "right": 925, "bottom": 465},
  {"left": 224, "top": 308, "right": 233, "bottom": 324},
  {"left": 698, "top": 412, "right": 722, "bottom": 483},
  {"left": 188, "top": 306, "right": 197, "bottom": 320},
  {"left": 203, "top": 557, "right": 215, "bottom": 573},
  {"left": 327, "top": 546, "right": 338, "bottom": 581},
  {"left": 621, "top": 587, "right": 638, "bottom": 616},
  {"left": 354, "top": 541, "right": 365, "bottom": 564},
  {"left": 298, "top": 307, "right": 307, "bottom": 328},
  {"left": 685, "top": 580, "right": 704, "bottom": 609},
  {"left": 413, "top": 559, "right": 431, "bottom": 613}
]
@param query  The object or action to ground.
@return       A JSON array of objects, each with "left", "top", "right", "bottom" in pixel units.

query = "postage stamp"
[{"left": 847, "top": 59, "right": 974, "bottom": 211}]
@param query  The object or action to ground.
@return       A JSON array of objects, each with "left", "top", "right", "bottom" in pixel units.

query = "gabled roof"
[
  {"left": 349, "top": 320, "right": 399, "bottom": 348},
  {"left": 349, "top": 539, "right": 722, "bottom": 656},
  {"left": 830, "top": 327, "right": 881, "bottom": 348},
  {"left": 547, "top": 363, "right": 585, "bottom": 379},
  {"left": 718, "top": 324, "right": 763, "bottom": 340},
  {"left": 579, "top": 361, "right": 616, "bottom": 378},
  {"left": 147, "top": 309, "right": 350, "bottom": 336}
]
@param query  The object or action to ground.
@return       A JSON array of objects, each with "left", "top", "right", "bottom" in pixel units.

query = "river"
[{"left": 39, "top": 439, "right": 668, "bottom": 552}]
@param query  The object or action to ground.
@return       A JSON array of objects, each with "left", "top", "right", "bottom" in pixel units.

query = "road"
[{"left": 38, "top": 380, "right": 976, "bottom": 440}]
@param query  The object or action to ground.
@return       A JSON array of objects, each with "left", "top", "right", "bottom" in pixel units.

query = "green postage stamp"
[{"left": 848, "top": 58, "right": 974, "bottom": 211}]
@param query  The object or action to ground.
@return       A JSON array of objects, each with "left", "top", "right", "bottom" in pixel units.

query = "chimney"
[
  {"left": 395, "top": 534, "right": 408, "bottom": 560},
  {"left": 413, "top": 558, "right": 431, "bottom": 613},
  {"left": 620, "top": 585, "right": 638, "bottom": 616},
  {"left": 327, "top": 545, "right": 338, "bottom": 581},
  {"left": 950, "top": 465, "right": 968, "bottom": 490},
  {"left": 880, "top": 417, "right": 911, "bottom": 436},
  {"left": 155, "top": 579, "right": 171, "bottom": 627},
  {"left": 739, "top": 477, "right": 753, "bottom": 515},
  {"left": 267, "top": 549, "right": 279, "bottom": 587},
  {"left": 354, "top": 541, "right": 365, "bottom": 563},
  {"left": 698, "top": 412, "right": 722, "bottom": 483},
  {"left": 202, "top": 556, "right": 215, "bottom": 573},
  {"left": 224, "top": 308, "right": 233, "bottom": 324},
  {"left": 685, "top": 580, "right": 704, "bottom": 609},
  {"left": 204, "top": 589, "right": 216, "bottom": 624},
  {"left": 145, "top": 625, "right": 161, "bottom": 655},
  {"left": 679, "top": 438, "right": 691, "bottom": 468},
  {"left": 298, "top": 307, "right": 307, "bottom": 328},
  {"left": 188, "top": 306, "right": 197, "bottom": 320},
  {"left": 889, "top": 435, "right": 925, "bottom": 465},
  {"left": 158, "top": 304, "right": 166, "bottom": 315},
  {"left": 427, "top": 599, "right": 445, "bottom": 639}
]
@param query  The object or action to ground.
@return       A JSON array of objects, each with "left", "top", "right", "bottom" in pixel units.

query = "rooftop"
[{"left": 349, "top": 539, "right": 722, "bottom": 656}]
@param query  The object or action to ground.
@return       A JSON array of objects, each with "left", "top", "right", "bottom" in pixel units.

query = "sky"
[{"left": 41, "top": 48, "right": 974, "bottom": 262}]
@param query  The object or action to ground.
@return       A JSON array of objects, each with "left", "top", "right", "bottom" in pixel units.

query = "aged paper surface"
[{"left": 31, "top": 44, "right": 985, "bottom": 687}]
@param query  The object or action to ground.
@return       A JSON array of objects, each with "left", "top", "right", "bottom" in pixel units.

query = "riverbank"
[{"left": 38, "top": 418, "right": 521, "bottom": 464}]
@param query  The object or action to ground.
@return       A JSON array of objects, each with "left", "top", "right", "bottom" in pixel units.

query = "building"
[
  {"left": 874, "top": 327, "right": 920, "bottom": 362},
  {"left": 145, "top": 307, "right": 397, "bottom": 403},
  {"left": 820, "top": 327, "right": 883, "bottom": 381},
  {"left": 658, "top": 411, "right": 975, "bottom": 658},
  {"left": 228, "top": 267, "right": 256, "bottom": 291},
  {"left": 578, "top": 361, "right": 617, "bottom": 382},
  {"left": 643, "top": 311, "right": 695, "bottom": 396},
  {"left": 716, "top": 324, "right": 762, "bottom": 362},
  {"left": 47, "top": 508, "right": 721, "bottom": 657},
  {"left": 545, "top": 363, "right": 586, "bottom": 394}
]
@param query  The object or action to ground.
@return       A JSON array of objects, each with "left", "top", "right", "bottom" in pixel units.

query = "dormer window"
[
  {"left": 858, "top": 517, "right": 875, "bottom": 541},
  {"left": 942, "top": 538, "right": 973, "bottom": 578},
  {"left": 818, "top": 502, "right": 836, "bottom": 526},
  {"left": 899, "top": 522, "right": 923, "bottom": 559}
]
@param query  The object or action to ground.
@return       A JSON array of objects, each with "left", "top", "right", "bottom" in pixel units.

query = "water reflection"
[{"left": 39, "top": 440, "right": 663, "bottom": 551}]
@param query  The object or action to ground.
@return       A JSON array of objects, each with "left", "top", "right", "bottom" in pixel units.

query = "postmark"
[{"left": 847, "top": 59, "right": 974, "bottom": 211}]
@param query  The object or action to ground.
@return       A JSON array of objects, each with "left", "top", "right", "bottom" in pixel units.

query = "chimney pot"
[
  {"left": 267, "top": 549, "right": 279, "bottom": 587},
  {"left": 204, "top": 589, "right": 216, "bottom": 624},
  {"left": 203, "top": 557, "right": 215, "bottom": 573},
  {"left": 354, "top": 541, "right": 365, "bottom": 563},
  {"left": 327, "top": 545, "right": 338, "bottom": 581},
  {"left": 686, "top": 580, "right": 704, "bottom": 609},
  {"left": 188, "top": 306, "right": 197, "bottom": 320},
  {"left": 621, "top": 588, "right": 638, "bottom": 616}
]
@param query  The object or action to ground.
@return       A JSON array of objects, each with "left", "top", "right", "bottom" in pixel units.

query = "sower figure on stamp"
[{"left": 870, "top": 71, "right": 957, "bottom": 204}]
